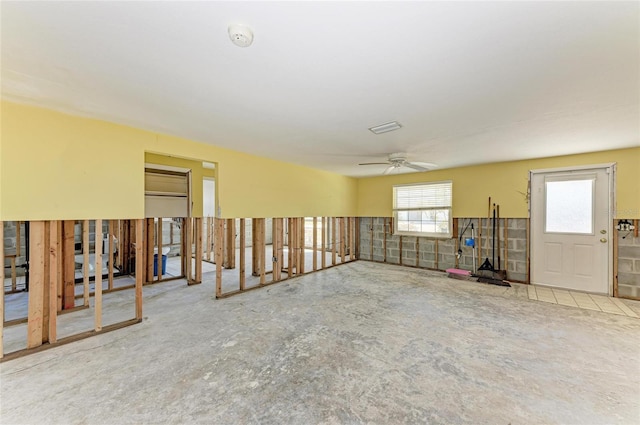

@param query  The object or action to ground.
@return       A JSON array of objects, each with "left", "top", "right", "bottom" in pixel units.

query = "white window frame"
[{"left": 393, "top": 181, "right": 453, "bottom": 238}]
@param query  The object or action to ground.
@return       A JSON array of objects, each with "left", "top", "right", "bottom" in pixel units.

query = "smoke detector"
[{"left": 228, "top": 24, "right": 253, "bottom": 47}]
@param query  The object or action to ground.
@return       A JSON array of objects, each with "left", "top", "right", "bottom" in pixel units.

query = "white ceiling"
[{"left": 2, "top": 1, "right": 638, "bottom": 177}]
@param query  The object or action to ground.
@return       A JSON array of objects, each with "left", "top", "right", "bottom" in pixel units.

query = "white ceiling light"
[
  {"left": 369, "top": 121, "right": 402, "bottom": 134},
  {"left": 228, "top": 24, "right": 253, "bottom": 47}
]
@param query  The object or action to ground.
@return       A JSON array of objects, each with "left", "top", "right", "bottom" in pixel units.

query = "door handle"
[
  {"left": 600, "top": 238, "right": 607, "bottom": 243},
  {"left": 600, "top": 230, "right": 607, "bottom": 234}
]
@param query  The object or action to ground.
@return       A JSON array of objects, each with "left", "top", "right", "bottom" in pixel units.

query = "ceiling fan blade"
[
  {"left": 404, "top": 162, "right": 430, "bottom": 172},
  {"left": 383, "top": 165, "right": 395, "bottom": 175},
  {"left": 359, "top": 162, "right": 390, "bottom": 166}
]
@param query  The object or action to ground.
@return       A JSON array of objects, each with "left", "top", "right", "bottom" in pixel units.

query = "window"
[{"left": 393, "top": 181, "right": 452, "bottom": 237}]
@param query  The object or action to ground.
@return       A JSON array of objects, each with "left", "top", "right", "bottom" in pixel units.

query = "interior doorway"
[{"left": 530, "top": 164, "right": 614, "bottom": 294}]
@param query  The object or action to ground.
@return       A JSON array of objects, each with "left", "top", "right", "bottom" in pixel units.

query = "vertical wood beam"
[
  {"left": 27, "top": 221, "right": 45, "bottom": 349},
  {"left": 273, "top": 218, "right": 283, "bottom": 282},
  {"left": 185, "top": 217, "right": 193, "bottom": 282},
  {"left": 62, "top": 220, "right": 75, "bottom": 310},
  {"left": 321, "top": 217, "right": 327, "bottom": 269},
  {"left": 339, "top": 218, "right": 345, "bottom": 263},
  {"left": 312, "top": 217, "right": 318, "bottom": 271},
  {"left": 42, "top": 222, "right": 51, "bottom": 344},
  {"left": 0, "top": 222, "right": 4, "bottom": 357},
  {"left": 95, "top": 219, "right": 103, "bottom": 331},
  {"left": 48, "top": 221, "right": 59, "bottom": 344},
  {"left": 613, "top": 223, "right": 619, "bottom": 298},
  {"left": 215, "top": 218, "right": 224, "bottom": 297},
  {"left": 194, "top": 218, "right": 203, "bottom": 284},
  {"left": 258, "top": 218, "right": 266, "bottom": 285},
  {"left": 287, "top": 218, "right": 293, "bottom": 278},
  {"left": 121, "top": 220, "right": 130, "bottom": 275},
  {"left": 331, "top": 218, "right": 337, "bottom": 265},
  {"left": 83, "top": 220, "right": 90, "bottom": 307},
  {"left": 135, "top": 219, "right": 144, "bottom": 320},
  {"left": 16, "top": 221, "right": 21, "bottom": 257},
  {"left": 239, "top": 218, "right": 246, "bottom": 290},
  {"left": 349, "top": 217, "right": 356, "bottom": 260},
  {"left": 504, "top": 220, "right": 508, "bottom": 276},
  {"left": 298, "top": 218, "right": 305, "bottom": 274},
  {"left": 251, "top": 219, "right": 259, "bottom": 276},
  {"left": 108, "top": 220, "right": 115, "bottom": 289},
  {"left": 146, "top": 218, "right": 154, "bottom": 283},
  {"left": 225, "top": 219, "right": 236, "bottom": 269},
  {"left": 156, "top": 218, "right": 163, "bottom": 281},
  {"left": 205, "top": 217, "right": 211, "bottom": 262}
]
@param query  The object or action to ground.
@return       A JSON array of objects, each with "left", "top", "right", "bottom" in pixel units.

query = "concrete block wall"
[
  {"left": 617, "top": 227, "right": 640, "bottom": 299},
  {"left": 359, "top": 217, "right": 528, "bottom": 282}
]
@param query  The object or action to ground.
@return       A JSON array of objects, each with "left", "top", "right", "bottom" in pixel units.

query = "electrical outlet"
[{"left": 616, "top": 219, "right": 634, "bottom": 231}]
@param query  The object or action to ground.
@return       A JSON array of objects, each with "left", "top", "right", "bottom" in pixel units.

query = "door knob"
[
  {"left": 600, "top": 238, "right": 607, "bottom": 243},
  {"left": 600, "top": 230, "right": 607, "bottom": 234}
]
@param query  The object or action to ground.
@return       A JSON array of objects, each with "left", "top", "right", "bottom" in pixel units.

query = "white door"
[{"left": 531, "top": 166, "right": 613, "bottom": 294}]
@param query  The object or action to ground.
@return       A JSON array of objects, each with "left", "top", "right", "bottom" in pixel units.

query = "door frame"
[{"left": 529, "top": 163, "right": 616, "bottom": 295}]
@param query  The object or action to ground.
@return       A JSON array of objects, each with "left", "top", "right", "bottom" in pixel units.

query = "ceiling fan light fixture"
[{"left": 369, "top": 121, "right": 402, "bottom": 134}]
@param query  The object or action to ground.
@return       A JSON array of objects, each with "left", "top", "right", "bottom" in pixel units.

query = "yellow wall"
[
  {"left": 357, "top": 147, "right": 640, "bottom": 218},
  {"left": 0, "top": 101, "right": 358, "bottom": 220}
]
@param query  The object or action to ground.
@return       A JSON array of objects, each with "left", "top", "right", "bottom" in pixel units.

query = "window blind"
[{"left": 394, "top": 182, "right": 452, "bottom": 210}]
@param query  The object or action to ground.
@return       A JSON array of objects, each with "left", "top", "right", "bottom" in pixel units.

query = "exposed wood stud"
[
  {"left": 194, "top": 218, "right": 203, "bottom": 284},
  {"left": 416, "top": 237, "right": 420, "bottom": 267},
  {"left": 27, "top": 221, "right": 45, "bottom": 349},
  {"left": 634, "top": 219, "right": 639, "bottom": 238},
  {"left": 383, "top": 218, "right": 387, "bottom": 263},
  {"left": 435, "top": 239, "right": 439, "bottom": 270},
  {"left": 251, "top": 219, "right": 258, "bottom": 276},
  {"left": 273, "top": 218, "right": 283, "bottom": 282},
  {"left": 349, "top": 217, "right": 356, "bottom": 260},
  {"left": 259, "top": 218, "right": 266, "bottom": 285},
  {"left": 332, "top": 217, "right": 337, "bottom": 265},
  {"left": 613, "top": 223, "right": 619, "bottom": 298},
  {"left": 526, "top": 218, "right": 531, "bottom": 284},
  {"left": 298, "top": 218, "right": 305, "bottom": 274},
  {"left": 48, "top": 221, "right": 58, "bottom": 344},
  {"left": 16, "top": 221, "right": 21, "bottom": 257},
  {"left": 62, "top": 220, "right": 75, "bottom": 310},
  {"left": 95, "top": 219, "right": 103, "bottom": 332},
  {"left": 313, "top": 217, "right": 318, "bottom": 271},
  {"left": 504, "top": 219, "right": 508, "bottom": 274},
  {"left": 287, "top": 218, "right": 293, "bottom": 278},
  {"left": 185, "top": 217, "right": 193, "bottom": 283},
  {"left": 205, "top": 217, "right": 211, "bottom": 263},
  {"left": 224, "top": 219, "right": 236, "bottom": 269},
  {"left": 1, "top": 222, "right": 5, "bottom": 357},
  {"left": 239, "top": 218, "right": 246, "bottom": 291},
  {"left": 83, "top": 220, "right": 90, "bottom": 307},
  {"left": 108, "top": 220, "right": 115, "bottom": 289},
  {"left": 339, "top": 217, "right": 345, "bottom": 263},
  {"left": 156, "top": 218, "right": 163, "bottom": 282},
  {"left": 215, "top": 218, "right": 224, "bottom": 298},
  {"left": 321, "top": 217, "right": 327, "bottom": 269},
  {"left": 146, "top": 218, "right": 154, "bottom": 284},
  {"left": 135, "top": 219, "right": 144, "bottom": 320},
  {"left": 42, "top": 221, "right": 51, "bottom": 344}
]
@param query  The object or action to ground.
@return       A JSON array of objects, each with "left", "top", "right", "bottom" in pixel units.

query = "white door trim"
[{"left": 529, "top": 163, "right": 616, "bottom": 295}]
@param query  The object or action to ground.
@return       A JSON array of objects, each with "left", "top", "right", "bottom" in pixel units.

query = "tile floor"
[{"left": 527, "top": 285, "right": 639, "bottom": 318}]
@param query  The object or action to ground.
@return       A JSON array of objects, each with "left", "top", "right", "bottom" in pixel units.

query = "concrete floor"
[{"left": 1, "top": 261, "right": 639, "bottom": 424}]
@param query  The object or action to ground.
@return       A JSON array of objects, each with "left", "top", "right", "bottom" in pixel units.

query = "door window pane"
[{"left": 545, "top": 179, "right": 593, "bottom": 234}]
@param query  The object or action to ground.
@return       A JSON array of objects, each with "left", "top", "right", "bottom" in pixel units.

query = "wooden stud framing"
[
  {"left": 62, "top": 220, "right": 76, "bottom": 310},
  {"left": 224, "top": 219, "right": 236, "bottom": 269},
  {"left": 634, "top": 219, "right": 639, "bottom": 238},
  {"left": 48, "top": 221, "right": 59, "bottom": 344},
  {"left": 298, "top": 218, "right": 305, "bottom": 274},
  {"left": 321, "top": 217, "right": 327, "bottom": 269},
  {"left": 108, "top": 220, "right": 115, "bottom": 289},
  {"left": 27, "top": 221, "right": 45, "bottom": 349},
  {"left": 1, "top": 222, "right": 4, "bottom": 357},
  {"left": 332, "top": 217, "right": 337, "bottom": 265},
  {"left": 383, "top": 218, "right": 388, "bottom": 263},
  {"left": 146, "top": 218, "right": 154, "bottom": 284},
  {"left": 273, "top": 218, "right": 283, "bottom": 282},
  {"left": 215, "top": 218, "right": 224, "bottom": 298},
  {"left": 205, "top": 217, "right": 211, "bottom": 262},
  {"left": 613, "top": 223, "right": 619, "bottom": 298},
  {"left": 339, "top": 218, "right": 345, "bottom": 263},
  {"left": 83, "top": 220, "right": 90, "bottom": 307},
  {"left": 135, "top": 219, "right": 144, "bottom": 320},
  {"left": 435, "top": 239, "right": 439, "bottom": 270},
  {"left": 258, "top": 218, "right": 266, "bottom": 285},
  {"left": 95, "top": 219, "right": 103, "bottom": 332},
  {"left": 121, "top": 220, "right": 130, "bottom": 275},
  {"left": 416, "top": 237, "right": 420, "bottom": 267},
  {"left": 239, "top": 218, "right": 246, "bottom": 290},
  {"left": 42, "top": 222, "right": 51, "bottom": 344},
  {"left": 185, "top": 217, "right": 193, "bottom": 283},
  {"left": 312, "top": 217, "right": 318, "bottom": 271},
  {"left": 194, "top": 218, "right": 203, "bottom": 285},
  {"left": 16, "top": 221, "right": 21, "bottom": 257},
  {"left": 287, "top": 218, "right": 293, "bottom": 278},
  {"left": 156, "top": 218, "right": 163, "bottom": 282},
  {"left": 349, "top": 217, "right": 356, "bottom": 260},
  {"left": 526, "top": 218, "right": 531, "bottom": 284},
  {"left": 504, "top": 219, "right": 508, "bottom": 274}
]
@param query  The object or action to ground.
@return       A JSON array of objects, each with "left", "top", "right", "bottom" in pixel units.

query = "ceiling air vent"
[{"left": 369, "top": 121, "right": 402, "bottom": 134}]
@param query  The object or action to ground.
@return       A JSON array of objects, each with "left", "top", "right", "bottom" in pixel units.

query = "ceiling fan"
[{"left": 359, "top": 153, "right": 437, "bottom": 175}]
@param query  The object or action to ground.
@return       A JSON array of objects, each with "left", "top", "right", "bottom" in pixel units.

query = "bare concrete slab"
[{"left": 1, "top": 262, "right": 638, "bottom": 424}]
